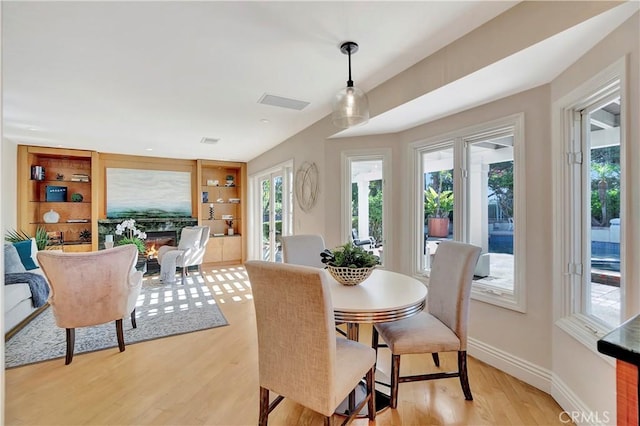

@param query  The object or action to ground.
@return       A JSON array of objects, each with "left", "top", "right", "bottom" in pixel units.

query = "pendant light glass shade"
[
  {"left": 332, "top": 41, "right": 369, "bottom": 129},
  {"left": 332, "top": 85, "right": 369, "bottom": 129}
]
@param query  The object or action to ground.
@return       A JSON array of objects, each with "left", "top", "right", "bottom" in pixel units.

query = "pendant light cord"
[{"left": 347, "top": 46, "right": 354, "bottom": 88}]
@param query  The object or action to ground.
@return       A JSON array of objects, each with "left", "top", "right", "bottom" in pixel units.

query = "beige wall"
[{"left": 2, "top": 139, "right": 18, "bottom": 234}]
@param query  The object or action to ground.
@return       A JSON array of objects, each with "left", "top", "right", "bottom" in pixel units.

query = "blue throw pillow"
[{"left": 13, "top": 240, "right": 38, "bottom": 270}]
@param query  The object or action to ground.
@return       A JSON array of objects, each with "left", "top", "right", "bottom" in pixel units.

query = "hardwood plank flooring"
[{"left": 4, "top": 265, "right": 568, "bottom": 425}]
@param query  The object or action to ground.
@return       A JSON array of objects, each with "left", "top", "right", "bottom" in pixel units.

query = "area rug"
[{"left": 5, "top": 279, "right": 228, "bottom": 368}]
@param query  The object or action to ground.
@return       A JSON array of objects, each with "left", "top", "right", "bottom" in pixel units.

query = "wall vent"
[
  {"left": 200, "top": 137, "right": 220, "bottom": 145},
  {"left": 258, "top": 93, "right": 310, "bottom": 111}
]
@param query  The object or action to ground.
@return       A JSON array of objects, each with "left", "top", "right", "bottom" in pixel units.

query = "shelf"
[
  {"left": 30, "top": 201, "right": 92, "bottom": 204},
  {"left": 31, "top": 179, "right": 90, "bottom": 184},
  {"left": 31, "top": 222, "right": 91, "bottom": 225},
  {"left": 202, "top": 185, "right": 239, "bottom": 189}
]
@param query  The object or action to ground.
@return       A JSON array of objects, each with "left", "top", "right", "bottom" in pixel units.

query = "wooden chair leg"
[
  {"left": 371, "top": 326, "right": 379, "bottom": 353},
  {"left": 131, "top": 308, "right": 137, "bottom": 329},
  {"left": 259, "top": 387, "right": 269, "bottom": 426},
  {"left": 324, "top": 416, "right": 332, "bottom": 426},
  {"left": 116, "top": 319, "right": 125, "bottom": 352},
  {"left": 458, "top": 351, "right": 473, "bottom": 401},
  {"left": 65, "top": 328, "right": 75, "bottom": 365},
  {"left": 432, "top": 352, "right": 440, "bottom": 367},
  {"left": 366, "top": 366, "right": 376, "bottom": 420},
  {"left": 391, "top": 354, "right": 401, "bottom": 409}
]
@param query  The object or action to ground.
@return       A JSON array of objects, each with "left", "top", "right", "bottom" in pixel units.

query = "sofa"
[{"left": 4, "top": 238, "right": 50, "bottom": 335}]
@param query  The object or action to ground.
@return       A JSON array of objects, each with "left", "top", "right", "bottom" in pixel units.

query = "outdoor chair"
[
  {"left": 36, "top": 245, "right": 142, "bottom": 365},
  {"left": 245, "top": 261, "right": 376, "bottom": 425},
  {"left": 372, "top": 240, "right": 481, "bottom": 407},
  {"left": 351, "top": 229, "right": 375, "bottom": 250}
]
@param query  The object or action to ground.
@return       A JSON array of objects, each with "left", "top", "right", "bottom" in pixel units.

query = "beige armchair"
[
  {"left": 372, "top": 240, "right": 481, "bottom": 407},
  {"left": 157, "top": 226, "right": 210, "bottom": 283},
  {"left": 245, "top": 261, "right": 376, "bottom": 425},
  {"left": 36, "top": 244, "right": 143, "bottom": 365},
  {"left": 281, "top": 234, "right": 326, "bottom": 269}
]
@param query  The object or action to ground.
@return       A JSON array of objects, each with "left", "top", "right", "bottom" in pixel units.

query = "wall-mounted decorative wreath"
[{"left": 295, "top": 161, "right": 319, "bottom": 212}]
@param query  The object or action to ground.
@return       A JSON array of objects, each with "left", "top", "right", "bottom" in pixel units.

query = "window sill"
[{"left": 555, "top": 315, "right": 616, "bottom": 366}]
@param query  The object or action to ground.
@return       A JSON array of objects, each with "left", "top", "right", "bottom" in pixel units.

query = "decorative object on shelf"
[
  {"left": 56, "top": 173, "right": 64, "bottom": 181},
  {"left": 104, "top": 234, "right": 114, "bottom": 249},
  {"left": 216, "top": 198, "right": 224, "bottom": 203},
  {"left": 45, "top": 185, "right": 67, "bottom": 202},
  {"left": 114, "top": 219, "right": 147, "bottom": 254},
  {"left": 43, "top": 209, "right": 60, "bottom": 224},
  {"left": 225, "top": 219, "right": 234, "bottom": 236},
  {"left": 225, "top": 175, "right": 235, "bottom": 187},
  {"left": 79, "top": 229, "right": 91, "bottom": 242},
  {"left": 208, "top": 203, "right": 215, "bottom": 220},
  {"left": 47, "top": 231, "right": 64, "bottom": 245},
  {"left": 320, "top": 243, "right": 380, "bottom": 286},
  {"left": 228, "top": 198, "right": 240, "bottom": 203},
  {"left": 202, "top": 191, "right": 209, "bottom": 203},
  {"left": 31, "top": 165, "right": 45, "bottom": 181},
  {"left": 71, "top": 173, "right": 90, "bottom": 182},
  {"left": 207, "top": 179, "right": 219, "bottom": 186},
  {"left": 70, "top": 193, "right": 84, "bottom": 202},
  {"left": 295, "top": 161, "right": 319, "bottom": 212},
  {"left": 331, "top": 41, "right": 369, "bottom": 129}
]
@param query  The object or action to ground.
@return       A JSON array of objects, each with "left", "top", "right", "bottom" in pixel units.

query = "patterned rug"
[{"left": 5, "top": 278, "right": 228, "bottom": 368}]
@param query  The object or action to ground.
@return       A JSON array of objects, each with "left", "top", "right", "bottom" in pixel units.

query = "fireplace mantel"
[{"left": 98, "top": 217, "right": 198, "bottom": 249}]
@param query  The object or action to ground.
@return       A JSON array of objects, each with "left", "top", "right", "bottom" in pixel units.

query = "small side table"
[{"left": 135, "top": 257, "right": 147, "bottom": 275}]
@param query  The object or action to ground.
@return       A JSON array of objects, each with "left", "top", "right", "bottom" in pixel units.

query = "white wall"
[{"left": 2, "top": 139, "right": 18, "bottom": 235}]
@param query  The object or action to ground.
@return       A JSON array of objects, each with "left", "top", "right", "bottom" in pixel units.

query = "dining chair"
[
  {"left": 281, "top": 234, "right": 326, "bottom": 268},
  {"left": 372, "top": 240, "right": 481, "bottom": 407},
  {"left": 245, "top": 260, "right": 376, "bottom": 426},
  {"left": 36, "top": 244, "right": 143, "bottom": 365}
]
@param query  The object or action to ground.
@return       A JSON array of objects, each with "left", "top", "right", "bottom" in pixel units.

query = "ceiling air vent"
[
  {"left": 200, "top": 137, "right": 220, "bottom": 145},
  {"left": 258, "top": 93, "right": 310, "bottom": 111}
]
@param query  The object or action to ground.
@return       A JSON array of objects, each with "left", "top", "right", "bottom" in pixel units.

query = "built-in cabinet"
[
  {"left": 17, "top": 146, "right": 246, "bottom": 264},
  {"left": 17, "top": 145, "right": 100, "bottom": 252},
  {"left": 197, "top": 160, "right": 247, "bottom": 264}
]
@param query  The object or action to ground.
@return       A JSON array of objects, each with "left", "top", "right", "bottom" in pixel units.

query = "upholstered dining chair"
[
  {"left": 36, "top": 244, "right": 143, "bottom": 365},
  {"left": 157, "top": 226, "right": 210, "bottom": 283},
  {"left": 245, "top": 261, "right": 376, "bottom": 426},
  {"left": 372, "top": 240, "right": 481, "bottom": 408},
  {"left": 281, "top": 234, "right": 326, "bottom": 269}
]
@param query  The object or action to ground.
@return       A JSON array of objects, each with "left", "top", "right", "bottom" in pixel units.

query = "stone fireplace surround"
[{"left": 97, "top": 218, "right": 198, "bottom": 250}]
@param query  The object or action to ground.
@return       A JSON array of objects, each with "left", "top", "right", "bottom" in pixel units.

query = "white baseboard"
[
  {"left": 468, "top": 337, "right": 552, "bottom": 393},
  {"left": 551, "top": 374, "right": 608, "bottom": 426}
]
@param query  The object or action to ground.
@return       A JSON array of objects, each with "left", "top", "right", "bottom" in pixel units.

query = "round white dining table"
[{"left": 326, "top": 268, "right": 427, "bottom": 340}]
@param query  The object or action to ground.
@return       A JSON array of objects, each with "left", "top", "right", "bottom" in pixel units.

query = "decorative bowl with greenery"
[{"left": 320, "top": 243, "right": 380, "bottom": 286}]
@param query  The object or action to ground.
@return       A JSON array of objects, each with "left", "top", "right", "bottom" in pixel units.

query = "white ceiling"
[{"left": 2, "top": 1, "right": 637, "bottom": 162}]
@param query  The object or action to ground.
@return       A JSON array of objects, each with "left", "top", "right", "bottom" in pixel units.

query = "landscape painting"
[{"left": 106, "top": 168, "right": 192, "bottom": 218}]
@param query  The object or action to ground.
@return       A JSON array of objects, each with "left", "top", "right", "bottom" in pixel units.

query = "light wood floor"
[{"left": 4, "top": 264, "right": 568, "bottom": 425}]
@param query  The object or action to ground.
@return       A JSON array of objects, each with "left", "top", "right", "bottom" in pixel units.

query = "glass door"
[{"left": 257, "top": 164, "right": 292, "bottom": 262}]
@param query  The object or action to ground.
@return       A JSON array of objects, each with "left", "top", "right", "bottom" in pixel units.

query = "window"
[
  {"left": 554, "top": 58, "right": 627, "bottom": 346},
  {"left": 412, "top": 114, "right": 525, "bottom": 311},
  {"left": 341, "top": 149, "right": 391, "bottom": 266}
]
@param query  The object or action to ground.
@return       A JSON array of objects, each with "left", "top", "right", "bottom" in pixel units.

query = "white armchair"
[{"left": 157, "top": 226, "right": 210, "bottom": 283}]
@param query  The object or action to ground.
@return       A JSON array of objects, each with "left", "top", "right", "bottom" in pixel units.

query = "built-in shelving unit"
[
  {"left": 17, "top": 145, "right": 99, "bottom": 252},
  {"left": 197, "top": 159, "right": 247, "bottom": 264}
]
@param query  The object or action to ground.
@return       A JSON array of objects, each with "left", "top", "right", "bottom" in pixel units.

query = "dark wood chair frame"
[
  {"left": 258, "top": 365, "right": 375, "bottom": 426},
  {"left": 371, "top": 327, "right": 473, "bottom": 408},
  {"left": 64, "top": 308, "right": 137, "bottom": 365}
]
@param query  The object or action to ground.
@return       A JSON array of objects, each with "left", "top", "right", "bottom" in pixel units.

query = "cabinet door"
[
  {"left": 204, "top": 238, "right": 223, "bottom": 263},
  {"left": 222, "top": 237, "right": 241, "bottom": 262}
]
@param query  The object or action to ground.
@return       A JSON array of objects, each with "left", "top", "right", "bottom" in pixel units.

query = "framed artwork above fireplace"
[{"left": 106, "top": 168, "right": 192, "bottom": 219}]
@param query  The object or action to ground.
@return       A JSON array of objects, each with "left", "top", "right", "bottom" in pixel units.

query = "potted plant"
[
  {"left": 225, "top": 219, "right": 234, "bottom": 236},
  {"left": 114, "top": 219, "right": 147, "bottom": 254},
  {"left": 320, "top": 243, "right": 380, "bottom": 286},
  {"left": 424, "top": 171, "right": 454, "bottom": 238}
]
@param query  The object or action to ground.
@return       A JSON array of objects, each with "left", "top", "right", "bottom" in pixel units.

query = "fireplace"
[{"left": 144, "top": 231, "right": 177, "bottom": 274}]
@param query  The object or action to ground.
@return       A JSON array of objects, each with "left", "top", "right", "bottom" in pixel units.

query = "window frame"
[
  {"left": 552, "top": 57, "right": 627, "bottom": 353},
  {"left": 410, "top": 113, "right": 526, "bottom": 312}
]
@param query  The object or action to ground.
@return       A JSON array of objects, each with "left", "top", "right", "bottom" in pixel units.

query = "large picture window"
[{"left": 412, "top": 114, "right": 525, "bottom": 311}]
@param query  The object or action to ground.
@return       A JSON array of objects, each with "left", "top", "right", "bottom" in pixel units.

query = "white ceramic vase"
[{"left": 43, "top": 209, "right": 60, "bottom": 223}]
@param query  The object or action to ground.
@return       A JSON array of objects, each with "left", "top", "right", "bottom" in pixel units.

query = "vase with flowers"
[
  {"left": 115, "top": 219, "right": 147, "bottom": 254},
  {"left": 225, "top": 219, "right": 234, "bottom": 236}
]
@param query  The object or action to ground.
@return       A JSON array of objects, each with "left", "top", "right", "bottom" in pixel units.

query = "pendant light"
[{"left": 331, "top": 41, "right": 369, "bottom": 129}]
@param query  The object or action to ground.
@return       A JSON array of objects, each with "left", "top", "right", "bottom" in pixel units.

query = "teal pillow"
[{"left": 13, "top": 240, "right": 38, "bottom": 270}]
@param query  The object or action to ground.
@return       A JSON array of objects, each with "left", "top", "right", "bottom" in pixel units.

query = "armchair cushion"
[{"left": 178, "top": 227, "right": 203, "bottom": 251}]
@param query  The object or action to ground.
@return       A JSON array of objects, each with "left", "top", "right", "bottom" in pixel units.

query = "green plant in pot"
[
  {"left": 5, "top": 226, "right": 49, "bottom": 251},
  {"left": 320, "top": 243, "right": 380, "bottom": 286},
  {"left": 424, "top": 170, "right": 454, "bottom": 238}
]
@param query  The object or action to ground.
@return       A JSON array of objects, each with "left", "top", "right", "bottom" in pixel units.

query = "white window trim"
[
  {"left": 552, "top": 56, "right": 626, "bottom": 356},
  {"left": 340, "top": 149, "right": 392, "bottom": 267},
  {"left": 248, "top": 159, "right": 293, "bottom": 261},
  {"left": 409, "top": 113, "right": 526, "bottom": 312}
]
